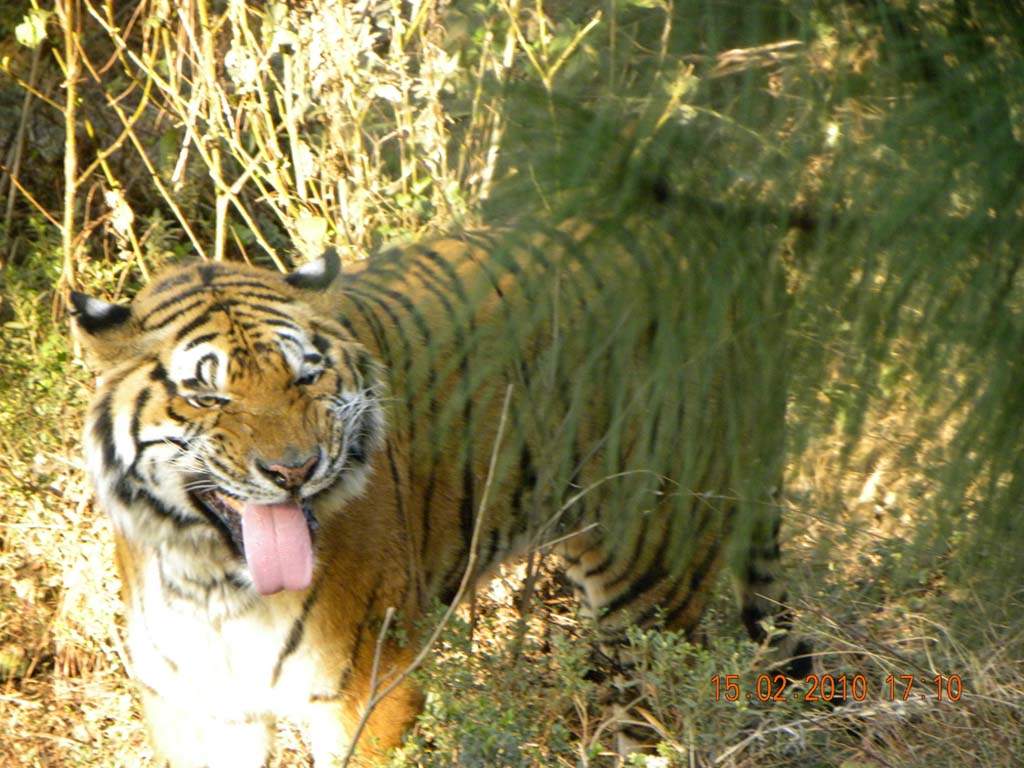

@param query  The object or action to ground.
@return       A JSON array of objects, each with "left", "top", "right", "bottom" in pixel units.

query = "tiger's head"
[{"left": 71, "top": 251, "right": 384, "bottom": 595}]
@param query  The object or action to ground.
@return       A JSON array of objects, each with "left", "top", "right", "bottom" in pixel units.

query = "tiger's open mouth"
[{"left": 195, "top": 490, "right": 318, "bottom": 596}]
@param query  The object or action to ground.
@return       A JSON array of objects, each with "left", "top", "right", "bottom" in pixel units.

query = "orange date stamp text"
[{"left": 710, "top": 673, "right": 963, "bottom": 703}]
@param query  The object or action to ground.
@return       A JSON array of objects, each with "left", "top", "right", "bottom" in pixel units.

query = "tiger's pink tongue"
[{"left": 240, "top": 502, "right": 313, "bottom": 595}]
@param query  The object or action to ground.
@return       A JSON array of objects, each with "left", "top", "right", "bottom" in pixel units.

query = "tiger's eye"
[{"left": 186, "top": 394, "right": 225, "bottom": 408}]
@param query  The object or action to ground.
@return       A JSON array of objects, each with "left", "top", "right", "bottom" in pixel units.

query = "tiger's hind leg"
[
  {"left": 559, "top": 490, "right": 812, "bottom": 675},
  {"left": 557, "top": 515, "right": 726, "bottom": 756},
  {"left": 557, "top": 492, "right": 811, "bottom": 753},
  {"left": 734, "top": 493, "right": 814, "bottom": 680}
]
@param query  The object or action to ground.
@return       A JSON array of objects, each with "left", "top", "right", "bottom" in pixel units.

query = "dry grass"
[{"left": 0, "top": 420, "right": 135, "bottom": 766}]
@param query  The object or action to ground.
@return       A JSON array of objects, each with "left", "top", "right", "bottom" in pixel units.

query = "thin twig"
[
  {"left": 0, "top": 166, "right": 61, "bottom": 229},
  {"left": 56, "top": 0, "right": 80, "bottom": 302},
  {"left": 2, "top": 39, "right": 45, "bottom": 262}
]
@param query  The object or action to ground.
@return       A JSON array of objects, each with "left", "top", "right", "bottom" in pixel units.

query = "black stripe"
[
  {"left": 346, "top": 572, "right": 386, "bottom": 688},
  {"left": 146, "top": 286, "right": 211, "bottom": 318},
  {"left": 91, "top": 392, "right": 120, "bottom": 471},
  {"left": 271, "top": 581, "right": 322, "bottom": 686},
  {"left": 309, "top": 689, "right": 345, "bottom": 703},
  {"left": 340, "top": 290, "right": 398, "bottom": 368},
  {"left": 226, "top": 571, "right": 251, "bottom": 592},
  {"left": 149, "top": 361, "right": 175, "bottom": 393},
  {"left": 458, "top": 462, "right": 475, "bottom": 554},
  {"left": 164, "top": 298, "right": 297, "bottom": 340},
  {"left": 632, "top": 572, "right": 684, "bottom": 628},
  {"left": 659, "top": 530, "right": 723, "bottom": 629},
  {"left": 202, "top": 453, "right": 236, "bottom": 484},
  {"left": 149, "top": 269, "right": 195, "bottom": 296},
  {"left": 142, "top": 298, "right": 207, "bottom": 331},
  {"left": 194, "top": 352, "right": 219, "bottom": 386},
  {"left": 213, "top": 298, "right": 295, "bottom": 320},
  {"left": 335, "top": 665, "right": 353, "bottom": 697},
  {"left": 172, "top": 309, "right": 217, "bottom": 342},
  {"left": 340, "top": 348, "right": 359, "bottom": 388},
  {"left": 409, "top": 253, "right": 479, "bottom": 559},
  {"left": 122, "top": 484, "right": 204, "bottom": 530},
  {"left": 128, "top": 387, "right": 151, "bottom": 460},
  {"left": 197, "top": 278, "right": 284, "bottom": 293},
  {"left": 345, "top": 434, "right": 370, "bottom": 467},
  {"left": 510, "top": 445, "right": 536, "bottom": 520},
  {"left": 147, "top": 436, "right": 187, "bottom": 452},
  {"left": 419, "top": 470, "right": 437, "bottom": 567},
  {"left": 158, "top": 561, "right": 197, "bottom": 602},
  {"left": 464, "top": 245, "right": 508, "bottom": 300},
  {"left": 385, "top": 439, "right": 408, "bottom": 551},
  {"left": 112, "top": 476, "right": 136, "bottom": 505},
  {"left": 311, "top": 333, "right": 332, "bottom": 355},
  {"left": 745, "top": 561, "right": 778, "bottom": 586},
  {"left": 219, "top": 289, "right": 293, "bottom": 305},
  {"left": 184, "top": 332, "right": 219, "bottom": 350},
  {"left": 562, "top": 540, "right": 601, "bottom": 570},
  {"left": 197, "top": 263, "right": 224, "bottom": 284},
  {"left": 741, "top": 604, "right": 769, "bottom": 642},
  {"left": 479, "top": 528, "right": 501, "bottom": 573},
  {"left": 600, "top": 521, "right": 672, "bottom": 619},
  {"left": 343, "top": 286, "right": 433, "bottom": 451},
  {"left": 588, "top": 513, "right": 650, "bottom": 583},
  {"left": 438, "top": 560, "right": 463, "bottom": 605},
  {"left": 414, "top": 247, "right": 469, "bottom": 304},
  {"left": 346, "top": 284, "right": 432, "bottom": 349}
]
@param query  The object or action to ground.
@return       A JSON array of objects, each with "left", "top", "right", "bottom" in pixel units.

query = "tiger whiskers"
[
  {"left": 182, "top": 478, "right": 220, "bottom": 495},
  {"left": 163, "top": 436, "right": 210, "bottom": 472},
  {"left": 330, "top": 389, "right": 378, "bottom": 418},
  {"left": 163, "top": 438, "right": 231, "bottom": 497}
]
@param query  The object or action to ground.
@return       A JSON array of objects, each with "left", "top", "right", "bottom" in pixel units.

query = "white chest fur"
[{"left": 129, "top": 553, "right": 324, "bottom": 718}]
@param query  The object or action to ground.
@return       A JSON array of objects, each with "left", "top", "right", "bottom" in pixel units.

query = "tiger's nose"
[{"left": 257, "top": 453, "right": 320, "bottom": 491}]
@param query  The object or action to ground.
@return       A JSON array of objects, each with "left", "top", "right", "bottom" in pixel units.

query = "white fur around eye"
[
  {"left": 275, "top": 332, "right": 325, "bottom": 385},
  {"left": 170, "top": 344, "right": 228, "bottom": 390},
  {"left": 274, "top": 332, "right": 306, "bottom": 373}
]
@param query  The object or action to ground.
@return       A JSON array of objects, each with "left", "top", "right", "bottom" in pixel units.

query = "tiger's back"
[{"left": 73, "top": 225, "right": 802, "bottom": 766}]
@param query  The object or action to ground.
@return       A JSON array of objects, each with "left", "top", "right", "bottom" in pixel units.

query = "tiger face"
[{"left": 73, "top": 251, "right": 383, "bottom": 596}]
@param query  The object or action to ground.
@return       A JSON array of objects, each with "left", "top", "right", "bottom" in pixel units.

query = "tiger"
[{"left": 71, "top": 224, "right": 808, "bottom": 767}]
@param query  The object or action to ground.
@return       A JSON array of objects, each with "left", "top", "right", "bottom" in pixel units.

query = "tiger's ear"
[
  {"left": 286, "top": 247, "right": 341, "bottom": 291},
  {"left": 69, "top": 291, "right": 140, "bottom": 369},
  {"left": 69, "top": 292, "right": 131, "bottom": 333}
]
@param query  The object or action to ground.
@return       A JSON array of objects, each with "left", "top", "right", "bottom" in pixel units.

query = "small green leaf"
[{"left": 15, "top": 10, "right": 51, "bottom": 49}]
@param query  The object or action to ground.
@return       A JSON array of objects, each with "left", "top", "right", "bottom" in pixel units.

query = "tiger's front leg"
[
  {"left": 140, "top": 687, "right": 274, "bottom": 768},
  {"left": 305, "top": 652, "right": 425, "bottom": 767}
]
